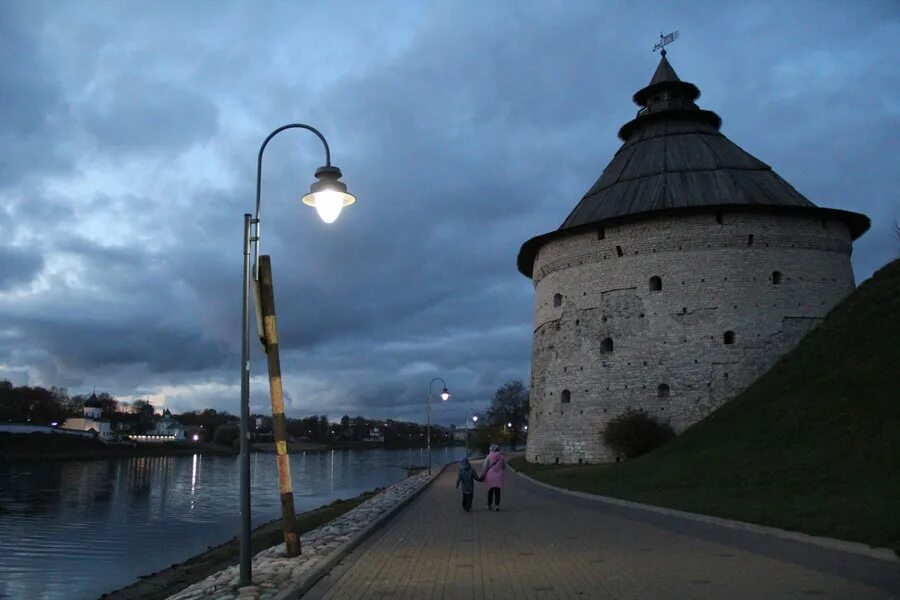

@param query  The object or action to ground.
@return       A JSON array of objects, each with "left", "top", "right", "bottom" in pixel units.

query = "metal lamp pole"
[
  {"left": 426, "top": 377, "right": 449, "bottom": 475},
  {"left": 239, "top": 123, "right": 355, "bottom": 586}
]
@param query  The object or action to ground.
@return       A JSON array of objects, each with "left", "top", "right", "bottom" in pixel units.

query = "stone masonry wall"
[{"left": 525, "top": 210, "right": 856, "bottom": 464}]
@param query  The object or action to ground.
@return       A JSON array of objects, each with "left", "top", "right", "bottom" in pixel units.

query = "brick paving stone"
[{"left": 302, "top": 463, "right": 897, "bottom": 599}]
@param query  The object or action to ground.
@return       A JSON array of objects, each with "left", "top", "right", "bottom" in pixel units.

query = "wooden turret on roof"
[{"left": 517, "top": 53, "right": 869, "bottom": 277}]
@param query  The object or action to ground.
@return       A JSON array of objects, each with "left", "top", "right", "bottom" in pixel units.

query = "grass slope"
[{"left": 514, "top": 258, "right": 900, "bottom": 554}]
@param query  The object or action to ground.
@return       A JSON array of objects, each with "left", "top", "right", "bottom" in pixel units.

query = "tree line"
[{"left": 1, "top": 378, "right": 531, "bottom": 449}]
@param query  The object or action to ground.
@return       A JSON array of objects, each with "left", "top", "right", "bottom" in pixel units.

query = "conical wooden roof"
[{"left": 517, "top": 55, "right": 869, "bottom": 278}]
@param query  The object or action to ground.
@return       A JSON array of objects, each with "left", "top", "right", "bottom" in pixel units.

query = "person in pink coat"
[{"left": 481, "top": 444, "right": 506, "bottom": 511}]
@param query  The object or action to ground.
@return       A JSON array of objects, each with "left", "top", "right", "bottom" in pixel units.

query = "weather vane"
[{"left": 653, "top": 30, "right": 679, "bottom": 56}]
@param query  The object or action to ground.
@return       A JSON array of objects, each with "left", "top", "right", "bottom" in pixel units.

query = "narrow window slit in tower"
[
  {"left": 616, "top": 246, "right": 623, "bottom": 257},
  {"left": 748, "top": 234, "right": 754, "bottom": 246}
]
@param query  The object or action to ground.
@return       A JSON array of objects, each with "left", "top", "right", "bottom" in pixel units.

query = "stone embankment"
[{"left": 166, "top": 470, "right": 437, "bottom": 600}]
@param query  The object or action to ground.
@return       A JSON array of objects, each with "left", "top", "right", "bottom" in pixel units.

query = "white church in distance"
[{"left": 62, "top": 393, "right": 112, "bottom": 441}]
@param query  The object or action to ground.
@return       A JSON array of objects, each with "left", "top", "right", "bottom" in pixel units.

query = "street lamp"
[
  {"left": 466, "top": 414, "right": 478, "bottom": 457},
  {"left": 427, "top": 377, "right": 450, "bottom": 474},
  {"left": 239, "top": 123, "right": 354, "bottom": 586}
]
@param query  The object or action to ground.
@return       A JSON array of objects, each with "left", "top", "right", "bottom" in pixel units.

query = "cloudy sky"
[{"left": 2, "top": 1, "right": 897, "bottom": 425}]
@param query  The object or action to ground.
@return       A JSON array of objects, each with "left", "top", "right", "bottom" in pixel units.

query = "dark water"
[{"left": 0, "top": 446, "right": 466, "bottom": 600}]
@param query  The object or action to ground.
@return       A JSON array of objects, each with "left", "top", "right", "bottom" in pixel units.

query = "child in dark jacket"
[{"left": 456, "top": 458, "right": 477, "bottom": 512}]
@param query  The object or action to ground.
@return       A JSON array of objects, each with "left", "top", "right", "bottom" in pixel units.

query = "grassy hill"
[{"left": 513, "top": 258, "right": 900, "bottom": 554}]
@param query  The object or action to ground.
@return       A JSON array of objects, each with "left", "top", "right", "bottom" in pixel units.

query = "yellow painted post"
[{"left": 257, "top": 255, "right": 300, "bottom": 557}]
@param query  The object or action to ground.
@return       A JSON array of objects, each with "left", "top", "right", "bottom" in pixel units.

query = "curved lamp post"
[
  {"left": 426, "top": 377, "right": 450, "bottom": 474},
  {"left": 240, "top": 123, "right": 354, "bottom": 586}
]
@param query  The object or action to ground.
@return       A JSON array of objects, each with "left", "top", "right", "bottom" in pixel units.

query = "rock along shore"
[{"left": 167, "top": 470, "right": 437, "bottom": 600}]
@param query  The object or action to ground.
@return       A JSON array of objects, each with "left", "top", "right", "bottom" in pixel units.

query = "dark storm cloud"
[
  {"left": 0, "top": 4, "right": 72, "bottom": 187},
  {"left": 0, "top": 7, "right": 60, "bottom": 136},
  {"left": 80, "top": 77, "right": 219, "bottom": 152},
  {"left": 23, "top": 317, "right": 229, "bottom": 373},
  {"left": 0, "top": 246, "right": 43, "bottom": 290},
  {"left": 1, "top": 1, "right": 897, "bottom": 423}
]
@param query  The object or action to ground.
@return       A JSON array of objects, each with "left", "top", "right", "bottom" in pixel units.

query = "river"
[{"left": 0, "top": 446, "right": 467, "bottom": 599}]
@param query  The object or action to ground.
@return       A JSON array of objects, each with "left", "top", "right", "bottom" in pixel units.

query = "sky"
[{"left": 1, "top": 1, "right": 898, "bottom": 425}]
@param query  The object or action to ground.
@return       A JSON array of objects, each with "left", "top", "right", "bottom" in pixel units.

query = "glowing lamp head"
[
  {"left": 472, "top": 415, "right": 478, "bottom": 423},
  {"left": 440, "top": 388, "right": 450, "bottom": 401},
  {"left": 301, "top": 165, "right": 355, "bottom": 224},
  {"left": 192, "top": 434, "right": 199, "bottom": 442},
  {"left": 507, "top": 422, "right": 512, "bottom": 428}
]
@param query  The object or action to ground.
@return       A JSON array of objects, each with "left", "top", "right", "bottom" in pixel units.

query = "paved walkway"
[{"left": 303, "top": 462, "right": 899, "bottom": 599}]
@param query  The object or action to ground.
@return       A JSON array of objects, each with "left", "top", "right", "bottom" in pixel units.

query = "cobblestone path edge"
[{"left": 271, "top": 463, "right": 450, "bottom": 600}]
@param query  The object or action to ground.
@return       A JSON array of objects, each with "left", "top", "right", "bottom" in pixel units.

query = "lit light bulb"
[
  {"left": 440, "top": 388, "right": 450, "bottom": 401},
  {"left": 312, "top": 190, "right": 344, "bottom": 223}
]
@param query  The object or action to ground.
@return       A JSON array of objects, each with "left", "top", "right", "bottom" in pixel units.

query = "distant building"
[
  {"left": 364, "top": 427, "right": 385, "bottom": 443},
  {"left": 130, "top": 408, "right": 185, "bottom": 443},
  {"left": 452, "top": 428, "right": 468, "bottom": 442},
  {"left": 62, "top": 393, "right": 112, "bottom": 441}
]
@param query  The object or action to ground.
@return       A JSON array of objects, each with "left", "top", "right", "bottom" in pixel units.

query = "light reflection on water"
[{"left": 0, "top": 447, "right": 466, "bottom": 600}]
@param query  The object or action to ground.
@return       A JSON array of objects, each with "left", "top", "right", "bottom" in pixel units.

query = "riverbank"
[
  {"left": 165, "top": 470, "right": 438, "bottom": 600},
  {"left": 1, "top": 432, "right": 463, "bottom": 461},
  {"left": 253, "top": 441, "right": 463, "bottom": 453},
  {"left": 100, "top": 491, "right": 376, "bottom": 600},
  {"left": 0, "top": 432, "right": 237, "bottom": 461}
]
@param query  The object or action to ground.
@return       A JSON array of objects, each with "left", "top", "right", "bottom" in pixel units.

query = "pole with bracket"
[{"left": 257, "top": 254, "right": 300, "bottom": 557}]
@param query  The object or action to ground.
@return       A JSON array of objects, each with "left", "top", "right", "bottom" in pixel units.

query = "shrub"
[
  {"left": 602, "top": 409, "right": 675, "bottom": 460},
  {"left": 213, "top": 423, "right": 240, "bottom": 447}
]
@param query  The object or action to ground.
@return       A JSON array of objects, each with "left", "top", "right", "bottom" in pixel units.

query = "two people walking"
[{"left": 456, "top": 444, "right": 506, "bottom": 512}]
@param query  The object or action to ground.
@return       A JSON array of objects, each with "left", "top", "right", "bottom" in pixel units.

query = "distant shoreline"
[{"left": 0, "top": 432, "right": 460, "bottom": 462}]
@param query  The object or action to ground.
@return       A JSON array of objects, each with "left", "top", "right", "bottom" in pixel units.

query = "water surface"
[{"left": 0, "top": 446, "right": 465, "bottom": 599}]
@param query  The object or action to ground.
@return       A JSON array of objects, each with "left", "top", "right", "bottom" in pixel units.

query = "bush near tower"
[{"left": 602, "top": 409, "right": 675, "bottom": 460}]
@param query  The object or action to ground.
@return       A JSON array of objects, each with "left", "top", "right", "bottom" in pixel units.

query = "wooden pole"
[{"left": 257, "top": 255, "right": 300, "bottom": 557}]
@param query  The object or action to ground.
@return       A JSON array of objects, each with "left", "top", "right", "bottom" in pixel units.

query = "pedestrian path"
[{"left": 303, "top": 461, "right": 898, "bottom": 599}]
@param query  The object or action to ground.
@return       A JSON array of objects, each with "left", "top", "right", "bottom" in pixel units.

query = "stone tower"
[{"left": 517, "top": 54, "right": 869, "bottom": 464}]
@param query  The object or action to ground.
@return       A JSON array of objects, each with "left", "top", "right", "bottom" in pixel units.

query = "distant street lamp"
[
  {"left": 426, "top": 377, "right": 450, "bottom": 474},
  {"left": 239, "top": 123, "right": 355, "bottom": 586},
  {"left": 466, "top": 413, "right": 478, "bottom": 456}
]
